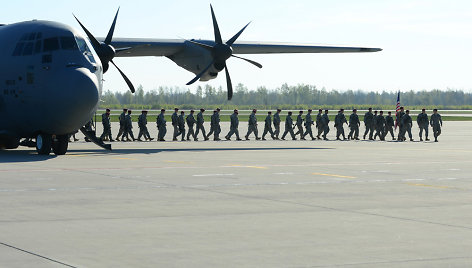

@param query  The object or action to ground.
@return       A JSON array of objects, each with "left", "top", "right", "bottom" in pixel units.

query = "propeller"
[
  {"left": 73, "top": 8, "right": 135, "bottom": 93},
  {"left": 186, "top": 4, "right": 262, "bottom": 100}
]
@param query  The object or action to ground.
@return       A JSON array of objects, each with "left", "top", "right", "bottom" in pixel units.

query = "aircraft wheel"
[
  {"left": 52, "top": 135, "right": 69, "bottom": 155},
  {"left": 36, "top": 133, "right": 52, "bottom": 155}
]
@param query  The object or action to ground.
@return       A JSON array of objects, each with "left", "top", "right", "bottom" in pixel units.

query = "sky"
[{"left": 3, "top": 0, "right": 472, "bottom": 93}]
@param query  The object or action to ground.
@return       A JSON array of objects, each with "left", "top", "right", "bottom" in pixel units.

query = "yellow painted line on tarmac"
[
  {"left": 165, "top": 160, "right": 194, "bottom": 164},
  {"left": 406, "top": 183, "right": 453, "bottom": 189},
  {"left": 312, "top": 173, "right": 357, "bottom": 179},
  {"left": 230, "top": 165, "right": 268, "bottom": 169}
]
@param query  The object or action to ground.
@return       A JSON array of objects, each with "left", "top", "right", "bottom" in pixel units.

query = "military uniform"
[
  {"left": 137, "top": 112, "right": 152, "bottom": 141},
  {"left": 186, "top": 113, "right": 197, "bottom": 141},
  {"left": 100, "top": 112, "right": 112, "bottom": 141},
  {"left": 363, "top": 111, "right": 374, "bottom": 140},
  {"left": 294, "top": 113, "right": 305, "bottom": 140},
  {"left": 430, "top": 113, "right": 443, "bottom": 142},
  {"left": 303, "top": 112, "right": 315, "bottom": 140},
  {"left": 123, "top": 113, "right": 135, "bottom": 141},
  {"left": 195, "top": 111, "right": 208, "bottom": 141},
  {"left": 207, "top": 112, "right": 221, "bottom": 141},
  {"left": 262, "top": 114, "right": 275, "bottom": 140},
  {"left": 397, "top": 111, "right": 406, "bottom": 140},
  {"left": 273, "top": 111, "right": 281, "bottom": 139},
  {"left": 321, "top": 112, "right": 330, "bottom": 140},
  {"left": 316, "top": 111, "right": 323, "bottom": 139},
  {"left": 417, "top": 112, "right": 429, "bottom": 141},
  {"left": 335, "top": 112, "right": 347, "bottom": 140},
  {"left": 399, "top": 113, "right": 413, "bottom": 141},
  {"left": 226, "top": 112, "right": 241, "bottom": 140},
  {"left": 245, "top": 112, "right": 259, "bottom": 140},
  {"left": 281, "top": 114, "right": 296, "bottom": 140},
  {"left": 171, "top": 111, "right": 180, "bottom": 141},
  {"left": 156, "top": 112, "right": 167, "bottom": 141},
  {"left": 348, "top": 113, "right": 360, "bottom": 140},
  {"left": 115, "top": 110, "right": 127, "bottom": 141},
  {"left": 178, "top": 113, "right": 186, "bottom": 141},
  {"left": 385, "top": 114, "right": 395, "bottom": 140},
  {"left": 374, "top": 114, "right": 386, "bottom": 140}
]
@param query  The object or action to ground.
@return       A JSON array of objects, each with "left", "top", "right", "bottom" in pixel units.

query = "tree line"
[{"left": 99, "top": 84, "right": 472, "bottom": 110}]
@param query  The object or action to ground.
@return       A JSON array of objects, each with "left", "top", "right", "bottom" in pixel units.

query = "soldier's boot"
[
  {"left": 420, "top": 138, "right": 423, "bottom": 141},
  {"left": 225, "top": 136, "right": 231, "bottom": 141},
  {"left": 426, "top": 137, "right": 430, "bottom": 141},
  {"left": 410, "top": 138, "right": 414, "bottom": 141},
  {"left": 245, "top": 136, "right": 249, "bottom": 140}
]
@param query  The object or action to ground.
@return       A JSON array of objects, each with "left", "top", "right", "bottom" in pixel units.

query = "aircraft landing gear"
[
  {"left": 52, "top": 135, "right": 69, "bottom": 155},
  {"left": 36, "top": 133, "right": 52, "bottom": 155}
]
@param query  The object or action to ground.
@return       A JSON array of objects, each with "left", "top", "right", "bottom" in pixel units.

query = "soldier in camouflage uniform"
[
  {"left": 122, "top": 110, "right": 136, "bottom": 141},
  {"left": 348, "top": 109, "right": 360, "bottom": 140},
  {"left": 137, "top": 110, "right": 153, "bottom": 141},
  {"left": 195, "top": 108, "right": 208, "bottom": 141},
  {"left": 417, "top": 108, "right": 430, "bottom": 141},
  {"left": 335, "top": 109, "right": 347, "bottom": 140},
  {"left": 430, "top": 109, "right": 443, "bottom": 142},
  {"left": 303, "top": 109, "right": 315, "bottom": 140},
  {"left": 171, "top": 108, "right": 180, "bottom": 141},
  {"left": 374, "top": 111, "right": 386, "bottom": 141},
  {"left": 316, "top": 109, "right": 323, "bottom": 139},
  {"left": 399, "top": 109, "right": 413, "bottom": 141},
  {"left": 281, "top": 111, "right": 296, "bottom": 140},
  {"left": 294, "top": 111, "right": 306, "bottom": 140},
  {"left": 385, "top": 111, "right": 395, "bottom": 140},
  {"left": 226, "top": 109, "right": 242, "bottom": 141},
  {"left": 156, "top": 109, "right": 167, "bottom": 141},
  {"left": 115, "top": 108, "right": 128, "bottom": 141},
  {"left": 262, "top": 111, "right": 275, "bottom": 140},
  {"left": 186, "top": 110, "right": 197, "bottom": 141},
  {"left": 321, "top": 109, "right": 330, "bottom": 140},
  {"left": 363, "top": 108, "right": 374, "bottom": 140},
  {"left": 178, "top": 111, "right": 186, "bottom": 141},
  {"left": 100, "top": 108, "right": 113, "bottom": 142},
  {"left": 245, "top": 109, "right": 260, "bottom": 140},
  {"left": 273, "top": 109, "right": 281, "bottom": 140}
]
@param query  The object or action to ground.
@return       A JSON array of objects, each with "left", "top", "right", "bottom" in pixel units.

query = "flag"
[{"left": 394, "top": 91, "right": 400, "bottom": 130}]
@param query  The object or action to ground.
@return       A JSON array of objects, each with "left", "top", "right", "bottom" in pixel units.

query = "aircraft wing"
[{"left": 105, "top": 38, "right": 381, "bottom": 57}]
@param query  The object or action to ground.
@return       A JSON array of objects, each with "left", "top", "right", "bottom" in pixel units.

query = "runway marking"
[
  {"left": 165, "top": 160, "right": 194, "bottom": 164},
  {"left": 312, "top": 172, "right": 356, "bottom": 179},
  {"left": 193, "top": 174, "right": 235, "bottom": 177},
  {"left": 407, "top": 183, "right": 454, "bottom": 189},
  {"left": 112, "top": 157, "right": 137, "bottom": 160},
  {"left": 228, "top": 165, "right": 268, "bottom": 169},
  {"left": 273, "top": 172, "right": 294, "bottom": 175}
]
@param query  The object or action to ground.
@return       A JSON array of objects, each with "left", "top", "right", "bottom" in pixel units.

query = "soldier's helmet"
[
  {"left": 380, "top": 111, "right": 383, "bottom": 114},
  {"left": 161, "top": 109, "right": 166, "bottom": 112},
  {"left": 123, "top": 108, "right": 128, "bottom": 111},
  {"left": 308, "top": 109, "right": 312, "bottom": 112},
  {"left": 142, "top": 110, "right": 147, "bottom": 113},
  {"left": 299, "top": 111, "right": 303, "bottom": 114},
  {"left": 288, "top": 111, "right": 293, "bottom": 115},
  {"left": 268, "top": 111, "right": 272, "bottom": 114},
  {"left": 433, "top": 109, "right": 438, "bottom": 112},
  {"left": 325, "top": 109, "right": 329, "bottom": 113},
  {"left": 174, "top": 108, "right": 179, "bottom": 111},
  {"left": 422, "top": 108, "right": 426, "bottom": 112},
  {"left": 353, "top": 109, "right": 357, "bottom": 112},
  {"left": 277, "top": 109, "right": 281, "bottom": 112},
  {"left": 106, "top": 108, "right": 110, "bottom": 112},
  {"left": 388, "top": 111, "right": 392, "bottom": 114},
  {"left": 200, "top": 108, "right": 205, "bottom": 112},
  {"left": 190, "top": 110, "right": 195, "bottom": 113}
]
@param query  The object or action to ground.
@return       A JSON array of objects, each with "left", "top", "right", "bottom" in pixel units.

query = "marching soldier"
[
  {"left": 397, "top": 107, "right": 406, "bottom": 141},
  {"left": 430, "top": 109, "right": 443, "bottom": 142},
  {"left": 348, "top": 109, "right": 360, "bottom": 140},
  {"left": 335, "top": 109, "right": 347, "bottom": 140},
  {"left": 363, "top": 108, "right": 374, "bottom": 140},
  {"left": 316, "top": 109, "right": 323, "bottom": 139},
  {"left": 303, "top": 109, "right": 315, "bottom": 140},
  {"left": 262, "top": 111, "right": 275, "bottom": 140},
  {"left": 195, "top": 108, "right": 208, "bottom": 141},
  {"left": 186, "top": 110, "right": 197, "bottom": 141},
  {"left": 178, "top": 111, "right": 186, "bottom": 141},
  {"left": 417, "top": 108, "right": 430, "bottom": 141},
  {"left": 385, "top": 111, "right": 396, "bottom": 140},
  {"left": 226, "top": 109, "right": 241, "bottom": 141},
  {"left": 207, "top": 110, "right": 221, "bottom": 141},
  {"left": 123, "top": 110, "right": 136, "bottom": 141},
  {"left": 281, "top": 111, "right": 296, "bottom": 140},
  {"left": 374, "top": 111, "right": 386, "bottom": 141},
  {"left": 156, "top": 109, "right": 167, "bottom": 141},
  {"left": 137, "top": 110, "right": 153, "bottom": 141},
  {"left": 273, "top": 109, "right": 281, "bottom": 140},
  {"left": 171, "top": 108, "right": 180, "bottom": 141},
  {"left": 115, "top": 108, "right": 127, "bottom": 141},
  {"left": 100, "top": 108, "right": 113, "bottom": 142},
  {"left": 321, "top": 109, "right": 330, "bottom": 140},
  {"left": 294, "top": 111, "right": 305, "bottom": 140},
  {"left": 245, "top": 109, "right": 260, "bottom": 140},
  {"left": 399, "top": 109, "right": 413, "bottom": 141}
]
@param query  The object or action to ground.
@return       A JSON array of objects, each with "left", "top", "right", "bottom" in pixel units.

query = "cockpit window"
[
  {"left": 43, "top": 37, "right": 60, "bottom": 52},
  {"left": 22, "top": 42, "right": 34, "bottom": 55},
  {"left": 75, "top": 36, "right": 96, "bottom": 63},
  {"left": 60, "top": 36, "right": 78, "bottom": 50}
]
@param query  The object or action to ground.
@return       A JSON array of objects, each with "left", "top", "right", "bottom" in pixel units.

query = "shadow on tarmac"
[{"left": 0, "top": 150, "right": 57, "bottom": 163}]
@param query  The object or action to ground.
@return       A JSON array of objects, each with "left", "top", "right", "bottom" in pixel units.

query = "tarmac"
[{"left": 0, "top": 122, "right": 471, "bottom": 267}]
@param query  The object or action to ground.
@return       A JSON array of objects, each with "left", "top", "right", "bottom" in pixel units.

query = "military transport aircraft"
[{"left": 0, "top": 5, "right": 381, "bottom": 155}]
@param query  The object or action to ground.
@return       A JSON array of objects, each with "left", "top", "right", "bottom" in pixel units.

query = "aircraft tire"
[
  {"left": 36, "top": 133, "right": 52, "bottom": 155},
  {"left": 52, "top": 135, "right": 69, "bottom": 155}
]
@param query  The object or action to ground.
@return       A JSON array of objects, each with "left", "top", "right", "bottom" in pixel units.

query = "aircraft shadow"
[{"left": 0, "top": 150, "right": 57, "bottom": 163}]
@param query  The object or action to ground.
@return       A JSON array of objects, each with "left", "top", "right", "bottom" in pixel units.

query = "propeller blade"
[
  {"left": 231, "top": 55, "right": 263, "bottom": 68},
  {"left": 210, "top": 5, "right": 223, "bottom": 44},
  {"left": 115, "top": 47, "right": 132, "bottom": 53},
  {"left": 226, "top": 22, "right": 251, "bottom": 46},
  {"left": 73, "top": 15, "right": 102, "bottom": 51},
  {"left": 110, "top": 60, "right": 135, "bottom": 93},
  {"left": 105, "top": 7, "right": 120, "bottom": 45},
  {"left": 186, "top": 60, "right": 215, "bottom": 85},
  {"left": 187, "top": 40, "right": 214, "bottom": 51},
  {"left": 224, "top": 65, "right": 233, "bottom": 100}
]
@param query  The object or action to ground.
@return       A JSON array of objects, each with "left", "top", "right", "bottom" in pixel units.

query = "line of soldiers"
[{"left": 97, "top": 107, "right": 444, "bottom": 143}]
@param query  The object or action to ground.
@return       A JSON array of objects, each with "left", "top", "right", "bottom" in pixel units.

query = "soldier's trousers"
[
  {"left": 262, "top": 126, "right": 274, "bottom": 139},
  {"left": 158, "top": 126, "right": 167, "bottom": 140},
  {"left": 226, "top": 127, "right": 240, "bottom": 139},
  {"left": 195, "top": 124, "right": 206, "bottom": 139},
  {"left": 123, "top": 128, "right": 135, "bottom": 140},
  {"left": 303, "top": 126, "right": 314, "bottom": 139},
  {"left": 433, "top": 125, "right": 441, "bottom": 138},
  {"left": 336, "top": 126, "right": 345, "bottom": 139},
  {"left": 246, "top": 125, "right": 259, "bottom": 138},
  {"left": 385, "top": 127, "right": 395, "bottom": 139},
  {"left": 274, "top": 124, "right": 280, "bottom": 138},
  {"left": 294, "top": 125, "right": 304, "bottom": 138},
  {"left": 179, "top": 128, "right": 186, "bottom": 140},
  {"left": 348, "top": 126, "right": 359, "bottom": 139},
  {"left": 172, "top": 125, "right": 181, "bottom": 140},
  {"left": 400, "top": 126, "right": 413, "bottom": 140},
  {"left": 207, "top": 125, "right": 220, "bottom": 139},
  {"left": 282, "top": 127, "right": 295, "bottom": 140},
  {"left": 317, "top": 126, "right": 324, "bottom": 137},
  {"left": 116, "top": 124, "right": 125, "bottom": 139},
  {"left": 100, "top": 125, "right": 112, "bottom": 141},
  {"left": 187, "top": 126, "right": 196, "bottom": 140},
  {"left": 374, "top": 127, "right": 384, "bottom": 140},
  {"left": 398, "top": 125, "right": 405, "bottom": 140},
  {"left": 138, "top": 126, "right": 151, "bottom": 140},
  {"left": 419, "top": 125, "right": 429, "bottom": 139},
  {"left": 323, "top": 126, "right": 330, "bottom": 138},
  {"left": 364, "top": 124, "right": 374, "bottom": 139}
]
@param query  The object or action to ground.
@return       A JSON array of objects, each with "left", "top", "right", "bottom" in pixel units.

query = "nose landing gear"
[{"left": 35, "top": 134, "right": 69, "bottom": 155}]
